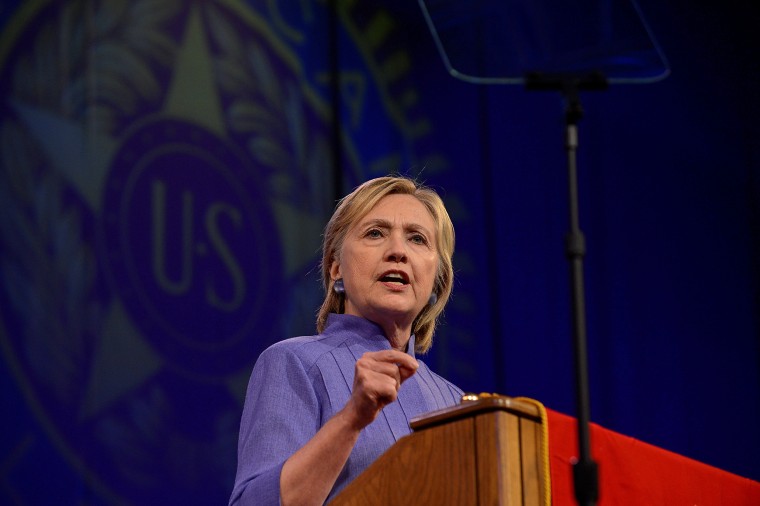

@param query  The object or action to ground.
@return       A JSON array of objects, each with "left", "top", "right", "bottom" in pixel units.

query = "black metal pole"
[
  {"left": 525, "top": 72, "right": 606, "bottom": 506},
  {"left": 563, "top": 88, "right": 599, "bottom": 506}
]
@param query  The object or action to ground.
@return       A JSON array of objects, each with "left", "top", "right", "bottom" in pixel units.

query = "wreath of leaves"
[
  {"left": 0, "top": 116, "right": 95, "bottom": 405},
  {"left": 11, "top": 0, "right": 179, "bottom": 134},
  {"left": 206, "top": 2, "right": 334, "bottom": 217}
]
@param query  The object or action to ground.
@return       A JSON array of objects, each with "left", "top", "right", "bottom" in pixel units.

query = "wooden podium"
[{"left": 330, "top": 395, "right": 549, "bottom": 506}]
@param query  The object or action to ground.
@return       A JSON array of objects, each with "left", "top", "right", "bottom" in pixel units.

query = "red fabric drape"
[{"left": 547, "top": 409, "right": 760, "bottom": 505}]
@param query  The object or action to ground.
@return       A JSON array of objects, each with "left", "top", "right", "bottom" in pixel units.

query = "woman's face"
[{"left": 331, "top": 194, "right": 438, "bottom": 332}]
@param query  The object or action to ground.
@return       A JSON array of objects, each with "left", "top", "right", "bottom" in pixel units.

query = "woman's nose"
[{"left": 384, "top": 233, "right": 408, "bottom": 263}]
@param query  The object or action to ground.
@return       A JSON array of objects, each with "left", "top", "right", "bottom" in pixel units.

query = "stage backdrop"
[{"left": 1, "top": 1, "right": 757, "bottom": 504}]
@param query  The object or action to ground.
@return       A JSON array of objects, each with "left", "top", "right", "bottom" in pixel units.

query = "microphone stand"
[{"left": 525, "top": 71, "right": 607, "bottom": 506}]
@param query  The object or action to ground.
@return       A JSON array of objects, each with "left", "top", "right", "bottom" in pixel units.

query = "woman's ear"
[{"left": 329, "top": 260, "right": 341, "bottom": 281}]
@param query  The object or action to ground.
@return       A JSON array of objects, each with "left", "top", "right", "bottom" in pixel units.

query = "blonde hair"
[{"left": 316, "top": 176, "right": 455, "bottom": 353}]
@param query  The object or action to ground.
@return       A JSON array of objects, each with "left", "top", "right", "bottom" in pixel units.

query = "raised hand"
[{"left": 345, "top": 350, "right": 419, "bottom": 429}]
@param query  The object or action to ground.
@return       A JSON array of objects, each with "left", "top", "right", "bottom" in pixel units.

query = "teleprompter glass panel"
[{"left": 418, "top": 0, "right": 669, "bottom": 85}]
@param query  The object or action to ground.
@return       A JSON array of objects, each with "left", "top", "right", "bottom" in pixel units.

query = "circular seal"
[{"left": 101, "top": 117, "right": 279, "bottom": 377}]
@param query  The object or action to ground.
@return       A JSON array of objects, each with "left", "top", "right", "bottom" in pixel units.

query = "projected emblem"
[
  {"left": 0, "top": 0, "right": 445, "bottom": 504},
  {"left": 102, "top": 118, "right": 276, "bottom": 377}
]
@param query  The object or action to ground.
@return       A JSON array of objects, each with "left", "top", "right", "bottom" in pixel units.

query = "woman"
[{"left": 229, "top": 176, "right": 463, "bottom": 505}]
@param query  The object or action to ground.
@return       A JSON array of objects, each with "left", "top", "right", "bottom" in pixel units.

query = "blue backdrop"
[{"left": 1, "top": 1, "right": 757, "bottom": 504}]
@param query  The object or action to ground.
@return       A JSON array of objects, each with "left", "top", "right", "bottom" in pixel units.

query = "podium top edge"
[{"left": 409, "top": 396, "right": 542, "bottom": 431}]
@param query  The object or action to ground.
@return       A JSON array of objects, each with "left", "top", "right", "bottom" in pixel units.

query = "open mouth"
[{"left": 379, "top": 271, "right": 409, "bottom": 285}]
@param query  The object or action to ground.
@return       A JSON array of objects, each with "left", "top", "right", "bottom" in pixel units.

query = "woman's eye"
[
  {"left": 410, "top": 234, "right": 427, "bottom": 245},
  {"left": 366, "top": 229, "right": 382, "bottom": 238}
]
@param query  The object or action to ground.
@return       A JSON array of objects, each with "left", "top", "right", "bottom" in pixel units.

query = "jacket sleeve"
[{"left": 229, "top": 343, "right": 321, "bottom": 505}]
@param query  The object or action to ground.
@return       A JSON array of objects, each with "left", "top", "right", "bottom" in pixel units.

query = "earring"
[
  {"left": 428, "top": 292, "right": 438, "bottom": 305},
  {"left": 333, "top": 278, "right": 345, "bottom": 294}
]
